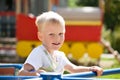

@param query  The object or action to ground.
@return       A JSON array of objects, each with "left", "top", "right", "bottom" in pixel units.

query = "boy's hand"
[
  {"left": 89, "top": 66, "right": 103, "bottom": 77},
  {"left": 36, "top": 70, "right": 46, "bottom": 76}
]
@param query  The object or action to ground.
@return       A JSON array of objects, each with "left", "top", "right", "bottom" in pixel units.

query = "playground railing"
[{"left": 0, "top": 64, "right": 120, "bottom": 80}]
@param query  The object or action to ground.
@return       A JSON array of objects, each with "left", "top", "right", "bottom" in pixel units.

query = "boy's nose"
[{"left": 55, "top": 35, "right": 60, "bottom": 41}]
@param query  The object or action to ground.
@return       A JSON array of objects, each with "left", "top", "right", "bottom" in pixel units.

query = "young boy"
[{"left": 18, "top": 11, "right": 103, "bottom": 76}]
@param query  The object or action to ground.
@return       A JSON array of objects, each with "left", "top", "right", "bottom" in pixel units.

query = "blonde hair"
[{"left": 35, "top": 11, "right": 65, "bottom": 31}]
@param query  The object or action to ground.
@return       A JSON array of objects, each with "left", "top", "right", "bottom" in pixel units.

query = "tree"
[
  {"left": 104, "top": 0, "right": 120, "bottom": 32},
  {"left": 75, "top": 0, "right": 98, "bottom": 7}
]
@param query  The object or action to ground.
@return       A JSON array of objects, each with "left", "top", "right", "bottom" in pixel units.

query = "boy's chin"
[
  {"left": 53, "top": 48, "right": 60, "bottom": 51},
  {"left": 53, "top": 47, "right": 61, "bottom": 51}
]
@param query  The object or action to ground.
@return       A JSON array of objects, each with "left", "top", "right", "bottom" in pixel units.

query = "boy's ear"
[{"left": 37, "top": 32, "right": 42, "bottom": 41}]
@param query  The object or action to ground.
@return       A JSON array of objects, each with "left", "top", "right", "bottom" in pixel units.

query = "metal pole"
[
  {"left": 63, "top": 68, "right": 120, "bottom": 78},
  {"left": 0, "top": 64, "right": 22, "bottom": 69},
  {"left": 16, "top": 0, "right": 21, "bottom": 14}
]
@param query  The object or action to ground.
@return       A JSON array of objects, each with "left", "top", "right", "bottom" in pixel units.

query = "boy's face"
[{"left": 38, "top": 22, "right": 65, "bottom": 53}]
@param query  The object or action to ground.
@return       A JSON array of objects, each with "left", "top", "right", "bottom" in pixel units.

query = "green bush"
[{"left": 112, "top": 27, "right": 120, "bottom": 53}]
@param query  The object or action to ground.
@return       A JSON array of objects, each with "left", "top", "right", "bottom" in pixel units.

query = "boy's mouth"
[{"left": 52, "top": 43, "right": 60, "bottom": 45}]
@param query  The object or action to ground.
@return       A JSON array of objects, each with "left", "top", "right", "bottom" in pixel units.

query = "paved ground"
[
  {"left": 99, "top": 60, "right": 114, "bottom": 68},
  {"left": 99, "top": 54, "right": 115, "bottom": 68}
]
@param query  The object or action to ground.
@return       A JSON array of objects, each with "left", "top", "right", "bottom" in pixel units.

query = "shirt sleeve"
[{"left": 25, "top": 47, "right": 43, "bottom": 70}]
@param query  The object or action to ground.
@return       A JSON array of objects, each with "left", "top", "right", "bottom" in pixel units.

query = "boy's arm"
[
  {"left": 18, "top": 63, "right": 45, "bottom": 76},
  {"left": 64, "top": 63, "right": 103, "bottom": 77},
  {"left": 64, "top": 63, "right": 90, "bottom": 73}
]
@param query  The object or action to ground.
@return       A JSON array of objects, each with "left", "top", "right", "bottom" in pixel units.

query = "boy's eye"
[
  {"left": 49, "top": 33, "right": 54, "bottom": 36},
  {"left": 49, "top": 33, "right": 64, "bottom": 37},
  {"left": 59, "top": 33, "right": 64, "bottom": 36}
]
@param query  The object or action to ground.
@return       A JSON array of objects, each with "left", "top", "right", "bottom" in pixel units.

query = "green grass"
[{"left": 100, "top": 74, "right": 120, "bottom": 79}]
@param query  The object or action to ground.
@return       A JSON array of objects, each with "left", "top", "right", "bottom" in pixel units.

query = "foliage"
[
  {"left": 68, "top": 0, "right": 78, "bottom": 7},
  {"left": 104, "top": 0, "right": 120, "bottom": 32},
  {"left": 75, "top": 0, "right": 98, "bottom": 7},
  {"left": 111, "top": 27, "right": 120, "bottom": 52}
]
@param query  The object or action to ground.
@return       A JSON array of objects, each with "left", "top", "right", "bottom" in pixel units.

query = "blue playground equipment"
[{"left": 0, "top": 64, "right": 120, "bottom": 80}]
